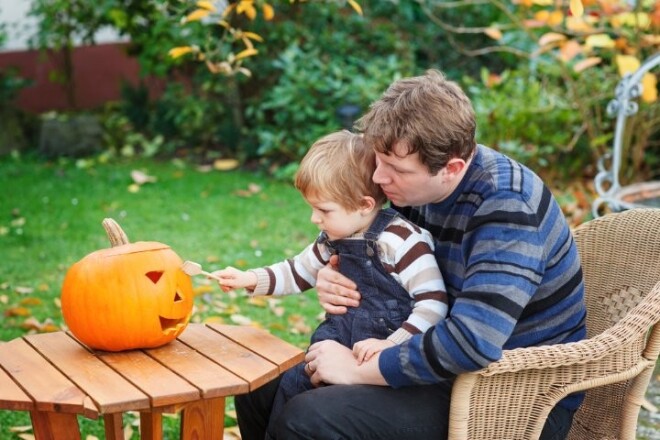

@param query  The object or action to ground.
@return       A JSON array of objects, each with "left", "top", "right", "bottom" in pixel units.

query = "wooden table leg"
[
  {"left": 31, "top": 411, "right": 81, "bottom": 440},
  {"left": 180, "top": 397, "right": 225, "bottom": 440},
  {"left": 140, "top": 410, "right": 163, "bottom": 440},
  {"left": 103, "top": 413, "right": 124, "bottom": 440}
]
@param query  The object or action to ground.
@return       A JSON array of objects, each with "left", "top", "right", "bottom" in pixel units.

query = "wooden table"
[{"left": 0, "top": 323, "right": 304, "bottom": 439}]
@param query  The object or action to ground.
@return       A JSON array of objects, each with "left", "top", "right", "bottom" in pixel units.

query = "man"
[{"left": 237, "top": 69, "right": 587, "bottom": 440}]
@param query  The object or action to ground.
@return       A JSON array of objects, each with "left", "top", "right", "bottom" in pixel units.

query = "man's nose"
[{"left": 372, "top": 164, "right": 389, "bottom": 184}]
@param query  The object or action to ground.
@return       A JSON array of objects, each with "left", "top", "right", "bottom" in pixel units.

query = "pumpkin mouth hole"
[{"left": 159, "top": 316, "right": 185, "bottom": 333}]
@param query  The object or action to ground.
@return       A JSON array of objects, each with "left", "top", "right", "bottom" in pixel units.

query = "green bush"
[{"left": 465, "top": 66, "right": 601, "bottom": 180}]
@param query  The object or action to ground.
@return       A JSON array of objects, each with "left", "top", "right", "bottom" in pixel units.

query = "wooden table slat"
[
  {"left": 145, "top": 340, "right": 249, "bottom": 399},
  {"left": 178, "top": 324, "right": 279, "bottom": 390},
  {"left": 0, "top": 338, "right": 94, "bottom": 416},
  {"left": 99, "top": 349, "right": 200, "bottom": 407},
  {"left": 208, "top": 324, "right": 305, "bottom": 373},
  {"left": 0, "top": 362, "right": 33, "bottom": 411},
  {"left": 24, "top": 332, "right": 151, "bottom": 414}
]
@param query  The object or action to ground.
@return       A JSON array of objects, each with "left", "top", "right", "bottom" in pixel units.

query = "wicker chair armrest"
[{"left": 477, "top": 280, "right": 660, "bottom": 377}]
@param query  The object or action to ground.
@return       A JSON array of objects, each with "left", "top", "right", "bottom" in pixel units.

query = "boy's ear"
[{"left": 359, "top": 196, "right": 377, "bottom": 213}]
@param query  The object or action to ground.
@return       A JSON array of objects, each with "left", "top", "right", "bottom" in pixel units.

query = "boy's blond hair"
[{"left": 295, "top": 130, "right": 387, "bottom": 211}]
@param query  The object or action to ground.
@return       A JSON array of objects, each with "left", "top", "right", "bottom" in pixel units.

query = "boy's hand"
[
  {"left": 352, "top": 338, "right": 395, "bottom": 365},
  {"left": 211, "top": 267, "right": 257, "bottom": 292}
]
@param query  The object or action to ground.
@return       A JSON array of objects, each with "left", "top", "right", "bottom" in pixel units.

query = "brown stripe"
[
  {"left": 286, "top": 259, "right": 313, "bottom": 291},
  {"left": 265, "top": 267, "right": 276, "bottom": 295},
  {"left": 402, "top": 322, "right": 422, "bottom": 334},
  {"left": 384, "top": 223, "right": 413, "bottom": 240},
  {"left": 415, "top": 291, "right": 448, "bottom": 303},
  {"left": 395, "top": 241, "right": 433, "bottom": 273}
]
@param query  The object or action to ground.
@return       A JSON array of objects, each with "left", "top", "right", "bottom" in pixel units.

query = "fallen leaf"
[
  {"left": 4, "top": 306, "right": 31, "bottom": 317},
  {"left": 224, "top": 426, "right": 242, "bottom": 439},
  {"left": 9, "top": 426, "right": 33, "bottom": 433},
  {"left": 213, "top": 159, "right": 240, "bottom": 171},
  {"left": 15, "top": 286, "right": 34, "bottom": 295},
  {"left": 20, "top": 297, "right": 42, "bottom": 306},
  {"left": 131, "top": 170, "right": 157, "bottom": 185},
  {"left": 248, "top": 296, "right": 268, "bottom": 307},
  {"left": 230, "top": 314, "right": 253, "bottom": 325}
]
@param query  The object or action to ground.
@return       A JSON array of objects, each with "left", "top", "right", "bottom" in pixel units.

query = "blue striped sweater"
[{"left": 378, "top": 145, "right": 587, "bottom": 410}]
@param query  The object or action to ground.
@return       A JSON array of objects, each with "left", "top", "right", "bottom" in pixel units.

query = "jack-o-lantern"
[{"left": 61, "top": 218, "right": 194, "bottom": 352}]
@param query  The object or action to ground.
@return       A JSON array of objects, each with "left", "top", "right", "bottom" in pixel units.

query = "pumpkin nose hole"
[
  {"left": 174, "top": 291, "right": 183, "bottom": 302},
  {"left": 146, "top": 271, "right": 163, "bottom": 284}
]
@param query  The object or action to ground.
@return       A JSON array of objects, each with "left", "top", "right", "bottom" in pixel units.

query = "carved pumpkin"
[{"left": 61, "top": 218, "right": 194, "bottom": 352}]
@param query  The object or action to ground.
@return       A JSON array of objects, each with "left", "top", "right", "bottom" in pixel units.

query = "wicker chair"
[{"left": 448, "top": 208, "right": 660, "bottom": 440}]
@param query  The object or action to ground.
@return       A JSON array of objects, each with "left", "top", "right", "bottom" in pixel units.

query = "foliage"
[
  {"left": 465, "top": 66, "right": 591, "bottom": 180},
  {"left": 417, "top": 0, "right": 660, "bottom": 181},
  {"left": 245, "top": 47, "right": 413, "bottom": 172},
  {"left": 170, "top": 0, "right": 364, "bottom": 76}
]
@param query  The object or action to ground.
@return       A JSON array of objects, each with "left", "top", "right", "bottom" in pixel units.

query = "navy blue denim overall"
[{"left": 266, "top": 208, "right": 415, "bottom": 437}]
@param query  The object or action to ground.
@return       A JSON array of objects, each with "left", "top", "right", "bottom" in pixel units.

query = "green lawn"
[{"left": 0, "top": 155, "right": 323, "bottom": 439}]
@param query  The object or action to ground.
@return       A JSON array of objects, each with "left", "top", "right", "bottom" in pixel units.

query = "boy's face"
[
  {"left": 372, "top": 141, "right": 458, "bottom": 206},
  {"left": 304, "top": 196, "right": 372, "bottom": 241}
]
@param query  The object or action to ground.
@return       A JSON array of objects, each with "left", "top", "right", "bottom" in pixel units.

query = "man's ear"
[
  {"left": 445, "top": 158, "right": 466, "bottom": 177},
  {"left": 359, "top": 196, "right": 377, "bottom": 214}
]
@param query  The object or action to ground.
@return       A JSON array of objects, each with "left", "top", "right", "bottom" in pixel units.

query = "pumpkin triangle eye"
[
  {"left": 174, "top": 291, "right": 183, "bottom": 302},
  {"left": 146, "top": 271, "right": 164, "bottom": 284}
]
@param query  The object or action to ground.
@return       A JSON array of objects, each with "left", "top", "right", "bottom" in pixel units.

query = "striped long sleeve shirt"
[
  {"left": 378, "top": 145, "right": 587, "bottom": 410},
  {"left": 248, "top": 215, "right": 448, "bottom": 343}
]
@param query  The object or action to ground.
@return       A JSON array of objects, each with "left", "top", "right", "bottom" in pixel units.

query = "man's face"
[{"left": 372, "top": 141, "right": 455, "bottom": 207}]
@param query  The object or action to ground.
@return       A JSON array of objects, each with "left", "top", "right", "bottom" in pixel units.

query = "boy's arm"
[{"left": 244, "top": 238, "right": 332, "bottom": 296}]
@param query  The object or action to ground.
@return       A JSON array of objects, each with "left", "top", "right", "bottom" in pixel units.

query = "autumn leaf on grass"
[
  {"left": 4, "top": 306, "right": 31, "bottom": 317},
  {"left": 230, "top": 314, "right": 253, "bottom": 325},
  {"left": 131, "top": 170, "right": 157, "bottom": 185},
  {"left": 20, "top": 297, "right": 42, "bottom": 306},
  {"left": 15, "top": 286, "right": 34, "bottom": 295},
  {"left": 234, "top": 183, "right": 263, "bottom": 197},
  {"left": 288, "top": 314, "right": 312, "bottom": 335},
  {"left": 248, "top": 296, "right": 269, "bottom": 307},
  {"left": 214, "top": 158, "right": 240, "bottom": 171},
  {"left": 224, "top": 426, "right": 242, "bottom": 439}
]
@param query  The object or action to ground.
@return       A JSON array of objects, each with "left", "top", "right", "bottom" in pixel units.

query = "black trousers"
[{"left": 236, "top": 376, "right": 575, "bottom": 440}]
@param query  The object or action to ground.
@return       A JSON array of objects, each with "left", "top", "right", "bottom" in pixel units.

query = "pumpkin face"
[{"left": 61, "top": 220, "right": 194, "bottom": 352}]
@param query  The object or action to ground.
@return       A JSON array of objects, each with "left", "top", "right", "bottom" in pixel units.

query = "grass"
[{"left": 0, "top": 154, "right": 323, "bottom": 439}]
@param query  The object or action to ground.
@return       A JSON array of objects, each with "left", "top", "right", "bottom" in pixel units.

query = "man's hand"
[
  {"left": 304, "top": 340, "right": 387, "bottom": 387},
  {"left": 353, "top": 338, "right": 395, "bottom": 365},
  {"left": 316, "top": 255, "right": 361, "bottom": 314}
]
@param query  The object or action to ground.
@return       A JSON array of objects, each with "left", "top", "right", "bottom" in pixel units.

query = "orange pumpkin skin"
[{"left": 61, "top": 222, "right": 194, "bottom": 352}]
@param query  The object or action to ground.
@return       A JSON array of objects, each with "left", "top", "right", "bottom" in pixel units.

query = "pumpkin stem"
[{"left": 102, "top": 218, "right": 130, "bottom": 247}]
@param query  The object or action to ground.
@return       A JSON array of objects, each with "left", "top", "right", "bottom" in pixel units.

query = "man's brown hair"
[{"left": 356, "top": 69, "right": 477, "bottom": 174}]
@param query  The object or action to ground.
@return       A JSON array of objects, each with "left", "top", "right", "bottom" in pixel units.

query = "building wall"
[{"left": 1, "top": 1, "right": 148, "bottom": 114}]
